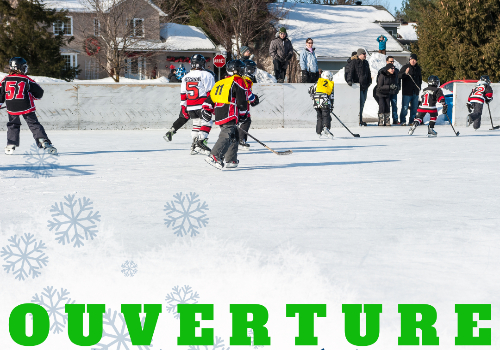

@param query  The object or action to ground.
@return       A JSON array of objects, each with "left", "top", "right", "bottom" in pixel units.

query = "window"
[
  {"left": 53, "top": 17, "right": 73, "bottom": 35},
  {"left": 62, "top": 54, "right": 77, "bottom": 73},
  {"left": 130, "top": 18, "right": 144, "bottom": 37},
  {"left": 94, "top": 18, "right": 100, "bottom": 36}
]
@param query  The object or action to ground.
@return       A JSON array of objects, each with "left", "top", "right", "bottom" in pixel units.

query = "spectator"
[
  {"left": 377, "top": 35, "right": 388, "bottom": 55},
  {"left": 398, "top": 53, "right": 422, "bottom": 125},
  {"left": 240, "top": 46, "right": 254, "bottom": 61},
  {"left": 376, "top": 63, "right": 398, "bottom": 126},
  {"left": 167, "top": 65, "right": 180, "bottom": 82},
  {"left": 373, "top": 56, "right": 400, "bottom": 124},
  {"left": 345, "top": 48, "right": 372, "bottom": 126},
  {"left": 318, "top": 68, "right": 323, "bottom": 76},
  {"left": 299, "top": 38, "right": 319, "bottom": 83},
  {"left": 269, "top": 27, "right": 294, "bottom": 83},
  {"left": 175, "top": 64, "right": 187, "bottom": 81},
  {"left": 344, "top": 51, "right": 357, "bottom": 83}
]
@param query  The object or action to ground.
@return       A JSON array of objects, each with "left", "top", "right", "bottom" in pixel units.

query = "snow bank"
[
  {"left": 160, "top": 23, "right": 216, "bottom": 51},
  {"left": 256, "top": 68, "right": 277, "bottom": 83},
  {"left": 398, "top": 23, "right": 418, "bottom": 41}
]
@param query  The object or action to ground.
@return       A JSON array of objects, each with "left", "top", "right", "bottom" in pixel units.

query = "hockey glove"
[
  {"left": 201, "top": 108, "right": 212, "bottom": 122},
  {"left": 466, "top": 102, "right": 473, "bottom": 113},
  {"left": 250, "top": 95, "right": 260, "bottom": 107},
  {"left": 239, "top": 112, "right": 249, "bottom": 124},
  {"left": 181, "top": 105, "right": 189, "bottom": 119},
  {"left": 442, "top": 104, "right": 448, "bottom": 115}
]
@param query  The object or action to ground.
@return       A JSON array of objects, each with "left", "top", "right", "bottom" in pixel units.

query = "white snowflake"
[
  {"left": 188, "top": 336, "right": 230, "bottom": 350},
  {"left": 248, "top": 329, "right": 265, "bottom": 349},
  {"left": 92, "top": 308, "right": 152, "bottom": 350},
  {"left": 47, "top": 194, "right": 101, "bottom": 248},
  {"left": 164, "top": 192, "right": 209, "bottom": 237},
  {"left": 31, "top": 286, "right": 75, "bottom": 334},
  {"left": 121, "top": 260, "right": 138, "bottom": 277},
  {"left": 165, "top": 285, "right": 200, "bottom": 319},
  {"left": 1, "top": 233, "right": 48, "bottom": 281},
  {"left": 23, "top": 143, "right": 59, "bottom": 178}
]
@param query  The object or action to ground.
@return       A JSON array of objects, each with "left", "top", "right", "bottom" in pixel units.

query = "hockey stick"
[
  {"left": 487, "top": 103, "right": 499, "bottom": 130},
  {"left": 442, "top": 113, "right": 459, "bottom": 136},
  {"left": 331, "top": 112, "right": 360, "bottom": 137},
  {"left": 237, "top": 126, "right": 292, "bottom": 155}
]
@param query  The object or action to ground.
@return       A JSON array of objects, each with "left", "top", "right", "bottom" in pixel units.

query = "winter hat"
[
  {"left": 351, "top": 51, "right": 357, "bottom": 57},
  {"left": 410, "top": 53, "right": 418, "bottom": 60},
  {"left": 169, "top": 64, "right": 175, "bottom": 70},
  {"left": 385, "top": 63, "right": 395, "bottom": 70},
  {"left": 240, "top": 46, "right": 250, "bottom": 55},
  {"left": 279, "top": 27, "right": 287, "bottom": 33},
  {"left": 357, "top": 48, "right": 366, "bottom": 56}
]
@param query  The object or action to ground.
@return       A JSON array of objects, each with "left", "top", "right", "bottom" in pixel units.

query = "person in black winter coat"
[
  {"left": 345, "top": 48, "right": 372, "bottom": 126},
  {"left": 376, "top": 63, "right": 398, "bottom": 126},
  {"left": 344, "top": 51, "right": 357, "bottom": 83},
  {"left": 373, "top": 56, "right": 400, "bottom": 124},
  {"left": 398, "top": 53, "right": 422, "bottom": 125}
]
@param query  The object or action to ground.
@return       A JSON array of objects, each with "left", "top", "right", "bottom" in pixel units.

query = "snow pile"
[
  {"left": 0, "top": 72, "right": 67, "bottom": 83},
  {"left": 398, "top": 23, "right": 418, "bottom": 41},
  {"left": 368, "top": 52, "right": 402, "bottom": 75},
  {"left": 256, "top": 68, "right": 277, "bottom": 83},
  {"left": 74, "top": 76, "right": 170, "bottom": 84},
  {"left": 160, "top": 23, "right": 216, "bottom": 51}
]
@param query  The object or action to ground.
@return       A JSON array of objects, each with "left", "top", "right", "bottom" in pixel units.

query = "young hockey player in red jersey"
[
  {"left": 466, "top": 75, "right": 493, "bottom": 130},
  {"left": 163, "top": 54, "right": 215, "bottom": 155},
  {"left": 201, "top": 60, "right": 249, "bottom": 170},
  {"left": 1, "top": 57, "right": 57, "bottom": 155},
  {"left": 408, "top": 75, "right": 447, "bottom": 137},
  {"left": 238, "top": 59, "right": 260, "bottom": 151}
]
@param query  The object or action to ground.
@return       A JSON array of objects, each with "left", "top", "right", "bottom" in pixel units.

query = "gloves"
[
  {"left": 467, "top": 102, "right": 473, "bottom": 113},
  {"left": 390, "top": 84, "right": 397, "bottom": 90},
  {"left": 442, "top": 104, "right": 448, "bottom": 114},
  {"left": 239, "top": 112, "right": 249, "bottom": 124},
  {"left": 347, "top": 81, "right": 353, "bottom": 87},
  {"left": 181, "top": 105, "right": 189, "bottom": 119},
  {"left": 201, "top": 108, "right": 212, "bottom": 122},
  {"left": 250, "top": 94, "right": 260, "bottom": 107}
]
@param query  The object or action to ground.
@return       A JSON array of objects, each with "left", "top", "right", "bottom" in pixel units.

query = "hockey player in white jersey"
[{"left": 163, "top": 54, "right": 215, "bottom": 155}]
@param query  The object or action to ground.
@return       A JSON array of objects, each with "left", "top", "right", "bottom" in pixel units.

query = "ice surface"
[{"left": 1, "top": 127, "right": 499, "bottom": 348}]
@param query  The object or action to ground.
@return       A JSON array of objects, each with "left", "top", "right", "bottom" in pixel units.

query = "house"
[
  {"left": 397, "top": 22, "right": 418, "bottom": 51},
  {"left": 42, "top": 0, "right": 218, "bottom": 80},
  {"left": 273, "top": 3, "right": 411, "bottom": 73}
]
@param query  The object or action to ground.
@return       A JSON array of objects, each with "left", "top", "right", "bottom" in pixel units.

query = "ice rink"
[{"left": 1, "top": 126, "right": 499, "bottom": 349}]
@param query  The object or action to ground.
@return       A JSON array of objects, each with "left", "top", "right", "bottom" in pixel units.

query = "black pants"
[
  {"left": 7, "top": 112, "right": 50, "bottom": 147},
  {"left": 378, "top": 96, "right": 391, "bottom": 114},
  {"left": 469, "top": 103, "right": 484, "bottom": 129},
  {"left": 211, "top": 123, "right": 239, "bottom": 162},
  {"left": 302, "top": 71, "right": 319, "bottom": 84},
  {"left": 238, "top": 117, "right": 251, "bottom": 142},
  {"left": 273, "top": 59, "right": 287, "bottom": 82},
  {"left": 316, "top": 108, "right": 332, "bottom": 134},
  {"left": 172, "top": 109, "right": 189, "bottom": 131}
]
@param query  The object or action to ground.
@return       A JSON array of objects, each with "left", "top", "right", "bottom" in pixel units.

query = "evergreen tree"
[{"left": 0, "top": 0, "right": 79, "bottom": 80}]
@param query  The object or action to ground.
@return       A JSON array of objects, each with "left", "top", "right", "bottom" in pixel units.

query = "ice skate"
[
  {"left": 238, "top": 140, "right": 250, "bottom": 151},
  {"left": 4, "top": 145, "right": 15, "bottom": 155},
  {"left": 39, "top": 138, "right": 57, "bottom": 154},
  {"left": 194, "top": 138, "right": 211, "bottom": 155},
  {"left": 204, "top": 154, "right": 224, "bottom": 170},
  {"left": 408, "top": 122, "right": 418, "bottom": 135},
  {"left": 225, "top": 160, "right": 239, "bottom": 168},
  {"left": 163, "top": 128, "right": 175, "bottom": 142},
  {"left": 322, "top": 126, "right": 334, "bottom": 139},
  {"left": 190, "top": 138, "right": 198, "bottom": 155},
  {"left": 427, "top": 126, "right": 438, "bottom": 138}
]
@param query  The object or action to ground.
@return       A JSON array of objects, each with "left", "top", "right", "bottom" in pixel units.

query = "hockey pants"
[
  {"left": 238, "top": 117, "right": 251, "bottom": 142},
  {"left": 469, "top": 103, "right": 483, "bottom": 129},
  {"left": 189, "top": 109, "right": 213, "bottom": 140},
  {"left": 414, "top": 111, "right": 437, "bottom": 128},
  {"left": 211, "top": 123, "right": 239, "bottom": 163},
  {"left": 316, "top": 108, "right": 331, "bottom": 134},
  {"left": 7, "top": 112, "right": 51, "bottom": 147}
]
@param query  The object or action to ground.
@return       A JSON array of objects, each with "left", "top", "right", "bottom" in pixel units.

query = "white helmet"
[{"left": 321, "top": 70, "right": 333, "bottom": 81}]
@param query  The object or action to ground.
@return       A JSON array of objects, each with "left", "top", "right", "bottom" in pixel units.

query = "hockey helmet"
[
  {"left": 427, "top": 75, "right": 440, "bottom": 87},
  {"left": 478, "top": 75, "right": 491, "bottom": 85},
  {"left": 9, "top": 57, "right": 28, "bottom": 74},
  {"left": 243, "top": 59, "right": 257, "bottom": 78},
  {"left": 190, "top": 54, "right": 206, "bottom": 70},
  {"left": 226, "top": 59, "right": 245, "bottom": 76},
  {"left": 321, "top": 70, "right": 333, "bottom": 81}
]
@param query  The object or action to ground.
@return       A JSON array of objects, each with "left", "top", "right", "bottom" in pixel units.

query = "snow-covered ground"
[{"left": 1, "top": 127, "right": 499, "bottom": 349}]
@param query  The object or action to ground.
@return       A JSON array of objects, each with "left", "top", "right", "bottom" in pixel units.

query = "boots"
[
  {"left": 378, "top": 113, "right": 384, "bottom": 126},
  {"left": 384, "top": 113, "right": 391, "bottom": 126}
]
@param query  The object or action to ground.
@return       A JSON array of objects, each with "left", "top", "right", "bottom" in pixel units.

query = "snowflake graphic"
[
  {"left": 31, "top": 286, "right": 75, "bottom": 334},
  {"left": 92, "top": 308, "right": 152, "bottom": 350},
  {"left": 248, "top": 329, "right": 265, "bottom": 349},
  {"left": 165, "top": 285, "right": 200, "bottom": 319},
  {"left": 47, "top": 194, "right": 101, "bottom": 248},
  {"left": 23, "top": 143, "right": 59, "bottom": 178},
  {"left": 188, "top": 336, "right": 230, "bottom": 350},
  {"left": 1, "top": 233, "right": 48, "bottom": 281},
  {"left": 164, "top": 192, "right": 209, "bottom": 237},
  {"left": 121, "top": 260, "right": 138, "bottom": 277}
]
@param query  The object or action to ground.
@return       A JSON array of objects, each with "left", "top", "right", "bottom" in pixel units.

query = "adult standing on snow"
[
  {"left": 398, "top": 53, "right": 422, "bottom": 125},
  {"left": 299, "top": 38, "right": 319, "bottom": 83},
  {"left": 269, "top": 27, "right": 294, "bottom": 83},
  {"left": 377, "top": 35, "right": 388, "bottom": 55},
  {"left": 345, "top": 48, "right": 372, "bottom": 126},
  {"left": 374, "top": 56, "right": 400, "bottom": 124},
  {"left": 376, "top": 63, "right": 398, "bottom": 126}
]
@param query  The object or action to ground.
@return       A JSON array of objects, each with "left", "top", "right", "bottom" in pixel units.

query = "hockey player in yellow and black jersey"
[
  {"left": 308, "top": 70, "right": 334, "bottom": 138},
  {"left": 0, "top": 57, "right": 57, "bottom": 155},
  {"left": 201, "top": 60, "right": 249, "bottom": 170}
]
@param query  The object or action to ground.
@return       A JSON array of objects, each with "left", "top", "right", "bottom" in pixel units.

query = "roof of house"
[
  {"left": 43, "top": 0, "right": 167, "bottom": 16},
  {"left": 398, "top": 23, "right": 418, "bottom": 41},
  {"left": 160, "top": 23, "right": 217, "bottom": 51},
  {"left": 273, "top": 3, "right": 407, "bottom": 58}
]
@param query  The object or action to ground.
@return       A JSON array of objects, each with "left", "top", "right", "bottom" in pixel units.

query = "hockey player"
[
  {"left": 408, "top": 75, "right": 447, "bottom": 137},
  {"left": 238, "top": 59, "right": 260, "bottom": 151},
  {"left": 163, "top": 54, "right": 215, "bottom": 155},
  {"left": 202, "top": 60, "right": 249, "bottom": 170},
  {"left": 467, "top": 75, "right": 493, "bottom": 130},
  {"left": 1, "top": 57, "right": 56, "bottom": 155},
  {"left": 308, "top": 70, "right": 334, "bottom": 138}
]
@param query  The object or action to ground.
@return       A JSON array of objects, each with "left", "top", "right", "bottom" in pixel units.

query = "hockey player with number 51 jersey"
[
  {"left": 408, "top": 75, "right": 447, "bottom": 137},
  {"left": 466, "top": 75, "right": 493, "bottom": 130}
]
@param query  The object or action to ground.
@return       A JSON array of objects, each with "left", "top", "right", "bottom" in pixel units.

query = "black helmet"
[
  {"left": 226, "top": 59, "right": 245, "bottom": 76},
  {"left": 428, "top": 75, "right": 440, "bottom": 87},
  {"left": 9, "top": 57, "right": 28, "bottom": 74},
  {"left": 479, "top": 75, "right": 491, "bottom": 85},
  {"left": 190, "top": 54, "right": 206, "bottom": 70},
  {"left": 243, "top": 59, "right": 257, "bottom": 79}
]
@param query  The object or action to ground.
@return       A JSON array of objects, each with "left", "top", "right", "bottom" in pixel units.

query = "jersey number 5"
[
  {"left": 186, "top": 82, "right": 199, "bottom": 100},
  {"left": 5, "top": 81, "right": 26, "bottom": 100}
]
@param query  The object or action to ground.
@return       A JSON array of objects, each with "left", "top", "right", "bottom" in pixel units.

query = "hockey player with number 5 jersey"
[
  {"left": 466, "top": 75, "right": 493, "bottom": 130},
  {"left": 0, "top": 57, "right": 57, "bottom": 155},
  {"left": 408, "top": 75, "right": 447, "bottom": 137}
]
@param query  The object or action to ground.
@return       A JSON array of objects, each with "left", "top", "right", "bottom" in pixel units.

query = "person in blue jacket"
[
  {"left": 377, "top": 35, "right": 388, "bottom": 54},
  {"left": 299, "top": 38, "right": 319, "bottom": 83}
]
